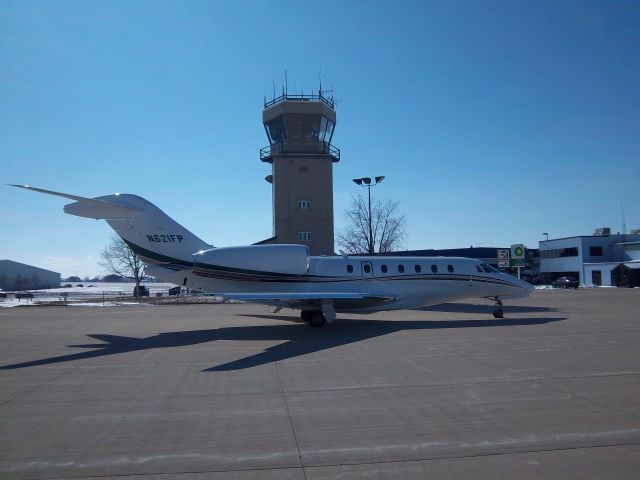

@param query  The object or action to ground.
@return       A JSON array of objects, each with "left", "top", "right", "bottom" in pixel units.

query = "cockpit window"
[
  {"left": 476, "top": 265, "right": 483, "bottom": 273},
  {"left": 480, "top": 263, "right": 498, "bottom": 273}
]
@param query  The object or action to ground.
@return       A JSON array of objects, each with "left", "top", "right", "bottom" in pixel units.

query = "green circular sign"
[{"left": 514, "top": 246, "right": 524, "bottom": 257}]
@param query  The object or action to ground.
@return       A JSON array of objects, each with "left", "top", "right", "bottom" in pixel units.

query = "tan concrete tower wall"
[{"left": 271, "top": 155, "right": 334, "bottom": 255}]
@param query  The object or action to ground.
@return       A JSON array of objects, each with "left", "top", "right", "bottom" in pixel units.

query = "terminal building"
[
  {"left": 0, "top": 260, "right": 60, "bottom": 291},
  {"left": 539, "top": 228, "right": 640, "bottom": 287},
  {"left": 257, "top": 91, "right": 339, "bottom": 256}
]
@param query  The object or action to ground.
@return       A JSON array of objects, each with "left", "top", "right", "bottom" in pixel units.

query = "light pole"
[{"left": 352, "top": 176, "right": 385, "bottom": 254}]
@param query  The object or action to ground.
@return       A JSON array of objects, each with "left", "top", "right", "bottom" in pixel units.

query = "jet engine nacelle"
[{"left": 193, "top": 244, "right": 310, "bottom": 275}]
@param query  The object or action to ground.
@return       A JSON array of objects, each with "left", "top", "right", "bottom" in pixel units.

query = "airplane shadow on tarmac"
[
  {"left": 0, "top": 316, "right": 565, "bottom": 372},
  {"left": 413, "top": 303, "right": 556, "bottom": 314}
]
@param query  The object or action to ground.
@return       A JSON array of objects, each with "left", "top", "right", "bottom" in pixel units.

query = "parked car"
[
  {"left": 552, "top": 276, "right": 579, "bottom": 289},
  {"left": 133, "top": 285, "right": 150, "bottom": 297}
]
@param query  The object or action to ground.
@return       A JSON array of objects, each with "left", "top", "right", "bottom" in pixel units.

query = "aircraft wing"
[{"left": 221, "top": 292, "right": 397, "bottom": 311}]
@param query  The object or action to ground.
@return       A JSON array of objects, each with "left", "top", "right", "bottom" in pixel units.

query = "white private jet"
[{"left": 12, "top": 185, "right": 533, "bottom": 326}]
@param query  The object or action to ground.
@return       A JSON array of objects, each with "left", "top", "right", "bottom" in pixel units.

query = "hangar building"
[
  {"left": 539, "top": 229, "right": 640, "bottom": 287},
  {"left": 0, "top": 260, "right": 61, "bottom": 291}
]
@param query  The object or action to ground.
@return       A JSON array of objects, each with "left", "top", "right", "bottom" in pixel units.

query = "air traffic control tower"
[{"left": 259, "top": 92, "right": 340, "bottom": 255}]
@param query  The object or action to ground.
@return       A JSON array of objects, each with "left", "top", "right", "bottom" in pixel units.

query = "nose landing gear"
[{"left": 491, "top": 297, "right": 504, "bottom": 318}]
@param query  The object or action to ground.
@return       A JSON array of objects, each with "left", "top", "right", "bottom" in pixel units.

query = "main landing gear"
[
  {"left": 301, "top": 303, "right": 336, "bottom": 327},
  {"left": 491, "top": 297, "right": 504, "bottom": 319},
  {"left": 301, "top": 310, "right": 326, "bottom": 327}
]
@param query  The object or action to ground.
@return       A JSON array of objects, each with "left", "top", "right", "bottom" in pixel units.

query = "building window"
[
  {"left": 447, "top": 264, "right": 454, "bottom": 273},
  {"left": 297, "top": 231, "right": 311, "bottom": 242},
  {"left": 589, "top": 246, "right": 603, "bottom": 256},
  {"left": 541, "top": 247, "right": 579, "bottom": 259},
  {"left": 415, "top": 265, "right": 421, "bottom": 273},
  {"left": 431, "top": 265, "right": 438, "bottom": 273},
  {"left": 398, "top": 265, "right": 405, "bottom": 273},
  {"left": 297, "top": 200, "right": 311, "bottom": 210},
  {"left": 298, "top": 166, "right": 308, "bottom": 173},
  {"left": 381, "top": 265, "right": 388, "bottom": 273},
  {"left": 347, "top": 264, "right": 353, "bottom": 273}
]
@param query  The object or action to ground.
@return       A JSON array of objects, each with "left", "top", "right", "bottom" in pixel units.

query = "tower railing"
[
  {"left": 260, "top": 140, "right": 340, "bottom": 163},
  {"left": 264, "top": 92, "right": 335, "bottom": 109}
]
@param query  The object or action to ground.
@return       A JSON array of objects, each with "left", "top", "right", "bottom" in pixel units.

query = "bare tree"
[
  {"left": 336, "top": 194, "right": 407, "bottom": 254},
  {"left": 99, "top": 235, "right": 147, "bottom": 297}
]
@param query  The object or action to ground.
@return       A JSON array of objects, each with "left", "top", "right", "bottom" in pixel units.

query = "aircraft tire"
[
  {"left": 301, "top": 310, "right": 313, "bottom": 323},
  {"left": 492, "top": 308, "right": 504, "bottom": 319},
  {"left": 309, "top": 311, "right": 326, "bottom": 327}
]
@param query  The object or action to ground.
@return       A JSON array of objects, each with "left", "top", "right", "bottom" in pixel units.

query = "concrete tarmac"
[{"left": 1, "top": 289, "right": 639, "bottom": 479}]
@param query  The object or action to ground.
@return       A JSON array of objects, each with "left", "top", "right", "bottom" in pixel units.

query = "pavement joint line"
[
  {"left": 532, "top": 377, "right": 640, "bottom": 423},
  {"left": 6, "top": 464, "right": 305, "bottom": 480},
  {"left": 2, "top": 372, "right": 639, "bottom": 405},
  {"left": 272, "top": 349, "right": 308, "bottom": 480},
  {"left": 0, "top": 364, "right": 82, "bottom": 407},
  {"left": 7, "top": 441, "right": 640, "bottom": 480},
  {"left": 299, "top": 440, "right": 640, "bottom": 470}
]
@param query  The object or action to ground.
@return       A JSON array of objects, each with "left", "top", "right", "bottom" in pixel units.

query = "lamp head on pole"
[
  {"left": 352, "top": 178, "right": 363, "bottom": 186},
  {"left": 375, "top": 176, "right": 385, "bottom": 184},
  {"left": 362, "top": 177, "right": 371, "bottom": 185}
]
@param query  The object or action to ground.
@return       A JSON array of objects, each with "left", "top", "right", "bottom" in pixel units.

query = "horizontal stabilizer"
[{"left": 11, "top": 184, "right": 143, "bottom": 219}]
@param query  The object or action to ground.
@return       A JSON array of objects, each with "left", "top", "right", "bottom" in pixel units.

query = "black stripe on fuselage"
[
  {"left": 123, "top": 240, "right": 522, "bottom": 289},
  {"left": 193, "top": 267, "right": 519, "bottom": 288},
  {"left": 124, "top": 240, "right": 192, "bottom": 267}
]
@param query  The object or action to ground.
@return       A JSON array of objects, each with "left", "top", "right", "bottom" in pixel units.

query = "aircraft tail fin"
[{"left": 12, "top": 185, "right": 212, "bottom": 265}]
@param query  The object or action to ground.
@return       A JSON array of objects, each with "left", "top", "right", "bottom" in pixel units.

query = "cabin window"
[
  {"left": 381, "top": 264, "right": 388, "bottom": 273},
  {"left": 347, "top": 264, "right": 353, "bottom": 273},
  {"left": 364, "top": 264, "right": 371, "bottom": 274},
  {"left": 431, "top": 265, "right": 438, "bottom": 273},
  {"left": 297, "top": 231, "right": 311, "bottom": 241},
  {"left": 415, "top": 265, "right": 421, "bottom": 273},
  {"left": 447, "top": 264, "right": 454, "bottom": 273},
  {"left": 398, "top": 265, "right": 405, "bottom": 273}
]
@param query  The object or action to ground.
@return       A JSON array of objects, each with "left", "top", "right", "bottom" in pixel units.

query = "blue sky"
[{"left": 1, "top": 0, "right": 638, "bottom": 277}]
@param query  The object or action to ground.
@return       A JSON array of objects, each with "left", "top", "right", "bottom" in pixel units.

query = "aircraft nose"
[{"left": 501, "top": 273, "right": 534, "bottom": 296}]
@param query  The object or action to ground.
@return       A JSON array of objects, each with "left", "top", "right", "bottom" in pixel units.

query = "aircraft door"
[{"left": 361, "top": 261, "right": 373, "bottom": 279}]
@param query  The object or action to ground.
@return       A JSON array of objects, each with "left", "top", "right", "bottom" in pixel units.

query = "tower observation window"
[
  {"left": 287, "top": 114, "right": 321, "bottom": 139},
  {"left": 265, "top": 116, "right": 286, "bottom": 144},
  {"left": 319, "top": 116, "right": 335, "bottom": 142}
]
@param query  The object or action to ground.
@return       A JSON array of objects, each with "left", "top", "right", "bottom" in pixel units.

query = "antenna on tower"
[{"left": 621, "top": 203, "right": 627, "bottom": 237}]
